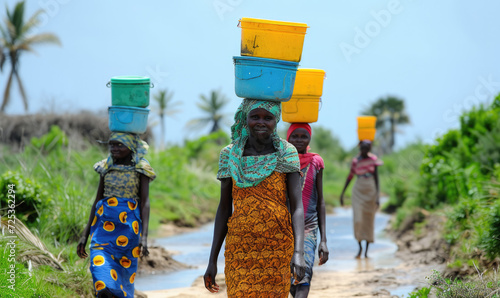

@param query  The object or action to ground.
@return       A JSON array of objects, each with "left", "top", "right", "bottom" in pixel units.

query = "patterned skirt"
[
  {"left": 224, "top": 172, "right": 294, "bottom": 298},
  {"left": 89, "top": 197, "right": 142, "bottom": 297}
]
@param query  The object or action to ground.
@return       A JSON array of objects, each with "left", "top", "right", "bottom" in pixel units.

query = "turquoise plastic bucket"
[
  {"left": 108, "top": 106, "right": 149, "bottom": 134},
  {"left": 108, "top": 76, "right": 152, "bottom": 108},
  {"left": 233, "top": 56, "right": 299, "bottom": 102}
]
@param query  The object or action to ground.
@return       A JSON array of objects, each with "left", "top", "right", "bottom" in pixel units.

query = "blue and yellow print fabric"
[{"left": 89, "top": 196, "right": 142, "bottom": 297}]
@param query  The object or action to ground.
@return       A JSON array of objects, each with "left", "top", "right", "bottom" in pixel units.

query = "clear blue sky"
[{"left": 2, "top": 0, "right": 500, "bottom": 149}]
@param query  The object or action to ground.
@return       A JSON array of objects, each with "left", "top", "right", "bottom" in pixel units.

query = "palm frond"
[
  {"left": 193, "top": 89, "right": 230, "bottom": 132},
  {"left": 0, "top": 23, "right": 8, "bottom": 42},
  {"left": 7, "top": 1, "right": 25, "bottom": 41},
  {"left": 165, "top": 108, "right": 182, "bottom": 116},
  {"left": 21, "top": 9, "right": 44, "bottom": 35},
  {"left": 196, "top": 101, "right": 213, "bottom": 113},
  {"left": 153, "top": 89, "right": 180, "bottom": 118},
  {"left": 1, "top": 217, "right": 65, "bottom": 271},
  {"left": 185, "top": 117, "right": 212, "bottom": 131},
  {"left": 22, "top": 33, "right": 61, "bottom": 47},
  {"left": 5, "top": 19, "right": 17, "bottom": 42}
]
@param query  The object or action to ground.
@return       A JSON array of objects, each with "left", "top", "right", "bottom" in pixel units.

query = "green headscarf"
[
  {"left": 94, "top": 132, "right": 156, "bottom": 180},
  {"left": 218, "top": 99, "right": 299, "bottom": 188}
]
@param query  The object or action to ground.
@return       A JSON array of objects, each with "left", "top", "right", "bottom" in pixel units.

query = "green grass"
[
  {"left": 427, "top": 269, "right": 500, "bottom": 298},
  {"left": 0, "top": 239, "right": 93, "bottom": 297}
]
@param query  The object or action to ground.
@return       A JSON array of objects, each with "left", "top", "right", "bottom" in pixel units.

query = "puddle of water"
[
  {"left": 135, "top": 207, "right": 402, "bottom": 292},
  {"left": 390, "top": 285, "right": 418, "bottom": 297}
]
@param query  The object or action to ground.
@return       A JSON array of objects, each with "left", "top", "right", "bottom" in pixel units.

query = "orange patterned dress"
[{"left": 224, "top": 171, "right": 294, "bottom": 298}]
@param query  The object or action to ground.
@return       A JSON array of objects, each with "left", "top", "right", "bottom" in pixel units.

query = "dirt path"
[
  {"left": 141, "top": 213, "right": 447, "bottom": 297},
  {"left": 142, "top": 262, "right": 442, "bottom": 298}
]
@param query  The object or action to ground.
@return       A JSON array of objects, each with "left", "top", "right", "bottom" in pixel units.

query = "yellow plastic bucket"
[
  {"left": 282, "top": 97, "right": 320, "bottom": 123},
  {"left": 357, "top": 128, "right": 376, "bottom": 141},
  {"left": 239, "top": 17, "right": 308, "bottom": 62},
  {"left": 357, "top": 116, "right": 377, "bottom": 129},
  {"left": 292, "top": 69, "right": 326, "bottom": 97}
]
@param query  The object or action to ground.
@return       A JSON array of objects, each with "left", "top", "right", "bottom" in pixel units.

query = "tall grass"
[{"left": 0, "top": 130, "right": 224, "bottom": 296}]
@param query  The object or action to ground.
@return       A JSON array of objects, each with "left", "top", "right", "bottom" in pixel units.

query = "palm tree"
[
  {"left": 152, "top": 88, "right": 181, "bottom": 149},
  {"left": 361, "top": 96, "right": 410, "bottom": 153},
  {"left": 187, "top": 89, "right": 230, "bottom": 134},
  {"left": 0, "top": 1, "right": 61, "bottom": 113}
]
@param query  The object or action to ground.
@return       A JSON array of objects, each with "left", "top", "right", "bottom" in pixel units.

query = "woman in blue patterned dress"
[{"left": 77, "top": 132, "right": 156, "bottom": 297}]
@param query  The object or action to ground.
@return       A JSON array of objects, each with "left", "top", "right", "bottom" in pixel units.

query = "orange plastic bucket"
[
  {"left": 357, "top": 128, "right": 376, "bottom": 141},
  {"left": 357, "top": 116, "right": 377, "bottom": 129},
  {"left": 239, "top": 18, "right": 308, "bottom": 62},
  {"left": 292, "top": 69, "right": 326, "bottom": 98},
  {"left": 282, "top": 97, "right": 320, "bottom": 123}
]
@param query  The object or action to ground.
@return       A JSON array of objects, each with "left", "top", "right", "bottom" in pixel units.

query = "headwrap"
[
  {"left": 286, "top": 123, "right": 320, "bottom": 170},
  {"left": 360, "top": 140, "right": 372, "bottom": 145},
  {"left": 94, "top": 132, "right": 156, "bottom": 181},
  {"left": 286, "top": 123, "right": 312, "bottom": 141},
  {"left": 217, "top": 99, "right": 300, "bottom": 188}
]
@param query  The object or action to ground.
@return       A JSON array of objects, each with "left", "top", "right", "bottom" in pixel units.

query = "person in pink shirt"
[
  {"left": 287, "top": 123, "right": 329, "bottom": 298},
  {"left": 340, "top": 140, "right": 383, "bottom": 258}
]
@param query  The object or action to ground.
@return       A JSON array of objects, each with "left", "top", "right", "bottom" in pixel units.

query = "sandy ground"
[
  {"left": 140, "top": 261, "right": 442, "bottom": 298},
  {"left": 140, "top": 214, "right": 448, "bottom": 298}
]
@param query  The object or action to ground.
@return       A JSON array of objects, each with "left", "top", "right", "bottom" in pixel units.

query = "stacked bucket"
[
  {"left": 282, "top": 68, "right": 326, "bottom": 123},
  {"left": 357, "top": 116, "right": 377, "bottom": 141},
  {"left": 233, "top": 17, "right": 325, "bottom": 124},
  {"left": 107, "top": 76, "right": 152, "bottom": 134}
]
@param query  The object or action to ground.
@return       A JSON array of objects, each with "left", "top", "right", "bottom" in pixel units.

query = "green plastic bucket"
[{"left": 107, "top": 76, "right": 153, "bottom": 108}]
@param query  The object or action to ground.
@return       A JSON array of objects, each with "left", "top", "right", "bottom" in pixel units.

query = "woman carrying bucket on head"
[
  {"left": 203, "top": 99, "right": 307, "bottom": 297},
  {"left": 77, "top": 132, "right": 156, "bottom": 297},
  {"left": 286, "top": 123, "right": 329, "bottom": 298},
  {"left": 340, "top": 117, "right": 383, "bottom": 259}
]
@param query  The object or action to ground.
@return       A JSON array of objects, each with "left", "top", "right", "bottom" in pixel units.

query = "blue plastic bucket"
[
  {"left": 107, "top": 76, "right": 152, "bottom": 108},
  {"left": 233, "top": 56, "right": 299, "bottom": 102},
  {"left": 108, "top": 106, "right": 149, "bottom": 134}
]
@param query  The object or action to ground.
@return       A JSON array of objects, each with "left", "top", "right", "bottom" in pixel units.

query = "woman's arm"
[
  {"left": 77, "top": 176, "right": 105, "bottom": 258},
  {"left": 287, "top": 171, "right": 306, "bottom": 283},
  {"left": 139, "top": 174, "right": 150, "bottom": 256},
  {"left": 374, "top": 166, "right": 380, "bottom": 207},
  {"left": 339, "top": 177, "right": 352, "bottom": 206},
  {"left": 340, "top": 159, "right": 355, "bottom": 206},
  {"left": 204, "top": 178, "right": 233, "bottom": 293},
  {"left": 315, "top": 169, "right": 329, "bottom": 265}
]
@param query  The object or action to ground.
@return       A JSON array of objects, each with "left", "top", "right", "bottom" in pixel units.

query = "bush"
[
  {"left": 418, "top": 100, "right": 500, "bottom": 209},
  {"left": 184, "top": 130, "right": 230, "bottom": 164},
  {"left": 428, "top": 269, "right": 500, "bottom": 298},
  {"left": 0, "top": 171, "right": 48, "bottom": 223},
  {"left": 443, "top": 197, "right": 481, "bottom": 245},
  {"left": 480, "top": 199, "right": 500, "bottom": 260},
  {"left": 30, "top": 125, "right": 68, "bottom": 153}
]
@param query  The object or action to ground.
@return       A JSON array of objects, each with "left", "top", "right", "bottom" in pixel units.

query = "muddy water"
[{"left": 135, "top": 207, "right": 402, "bottom": 292}]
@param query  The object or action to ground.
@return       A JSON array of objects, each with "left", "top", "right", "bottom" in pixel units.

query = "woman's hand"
[
  {"left": 290, "top": 251, "right": 306, "bottom": 284},
  {"left": 139, "top": 235, "right": 149, "bottom": 257},
  {"left": 318, "top": 242, "right": 329, "bottom": 265},
  {"left": 203, "top": 263, "right": 220, "bottom": 293},
  {"left": 76, "top": 237, "right": 88, "bottom": 259}
]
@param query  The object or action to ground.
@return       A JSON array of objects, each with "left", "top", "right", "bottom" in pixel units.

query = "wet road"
[{"left": 135, "top": 206, "right": 402, "bottom": 292}]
